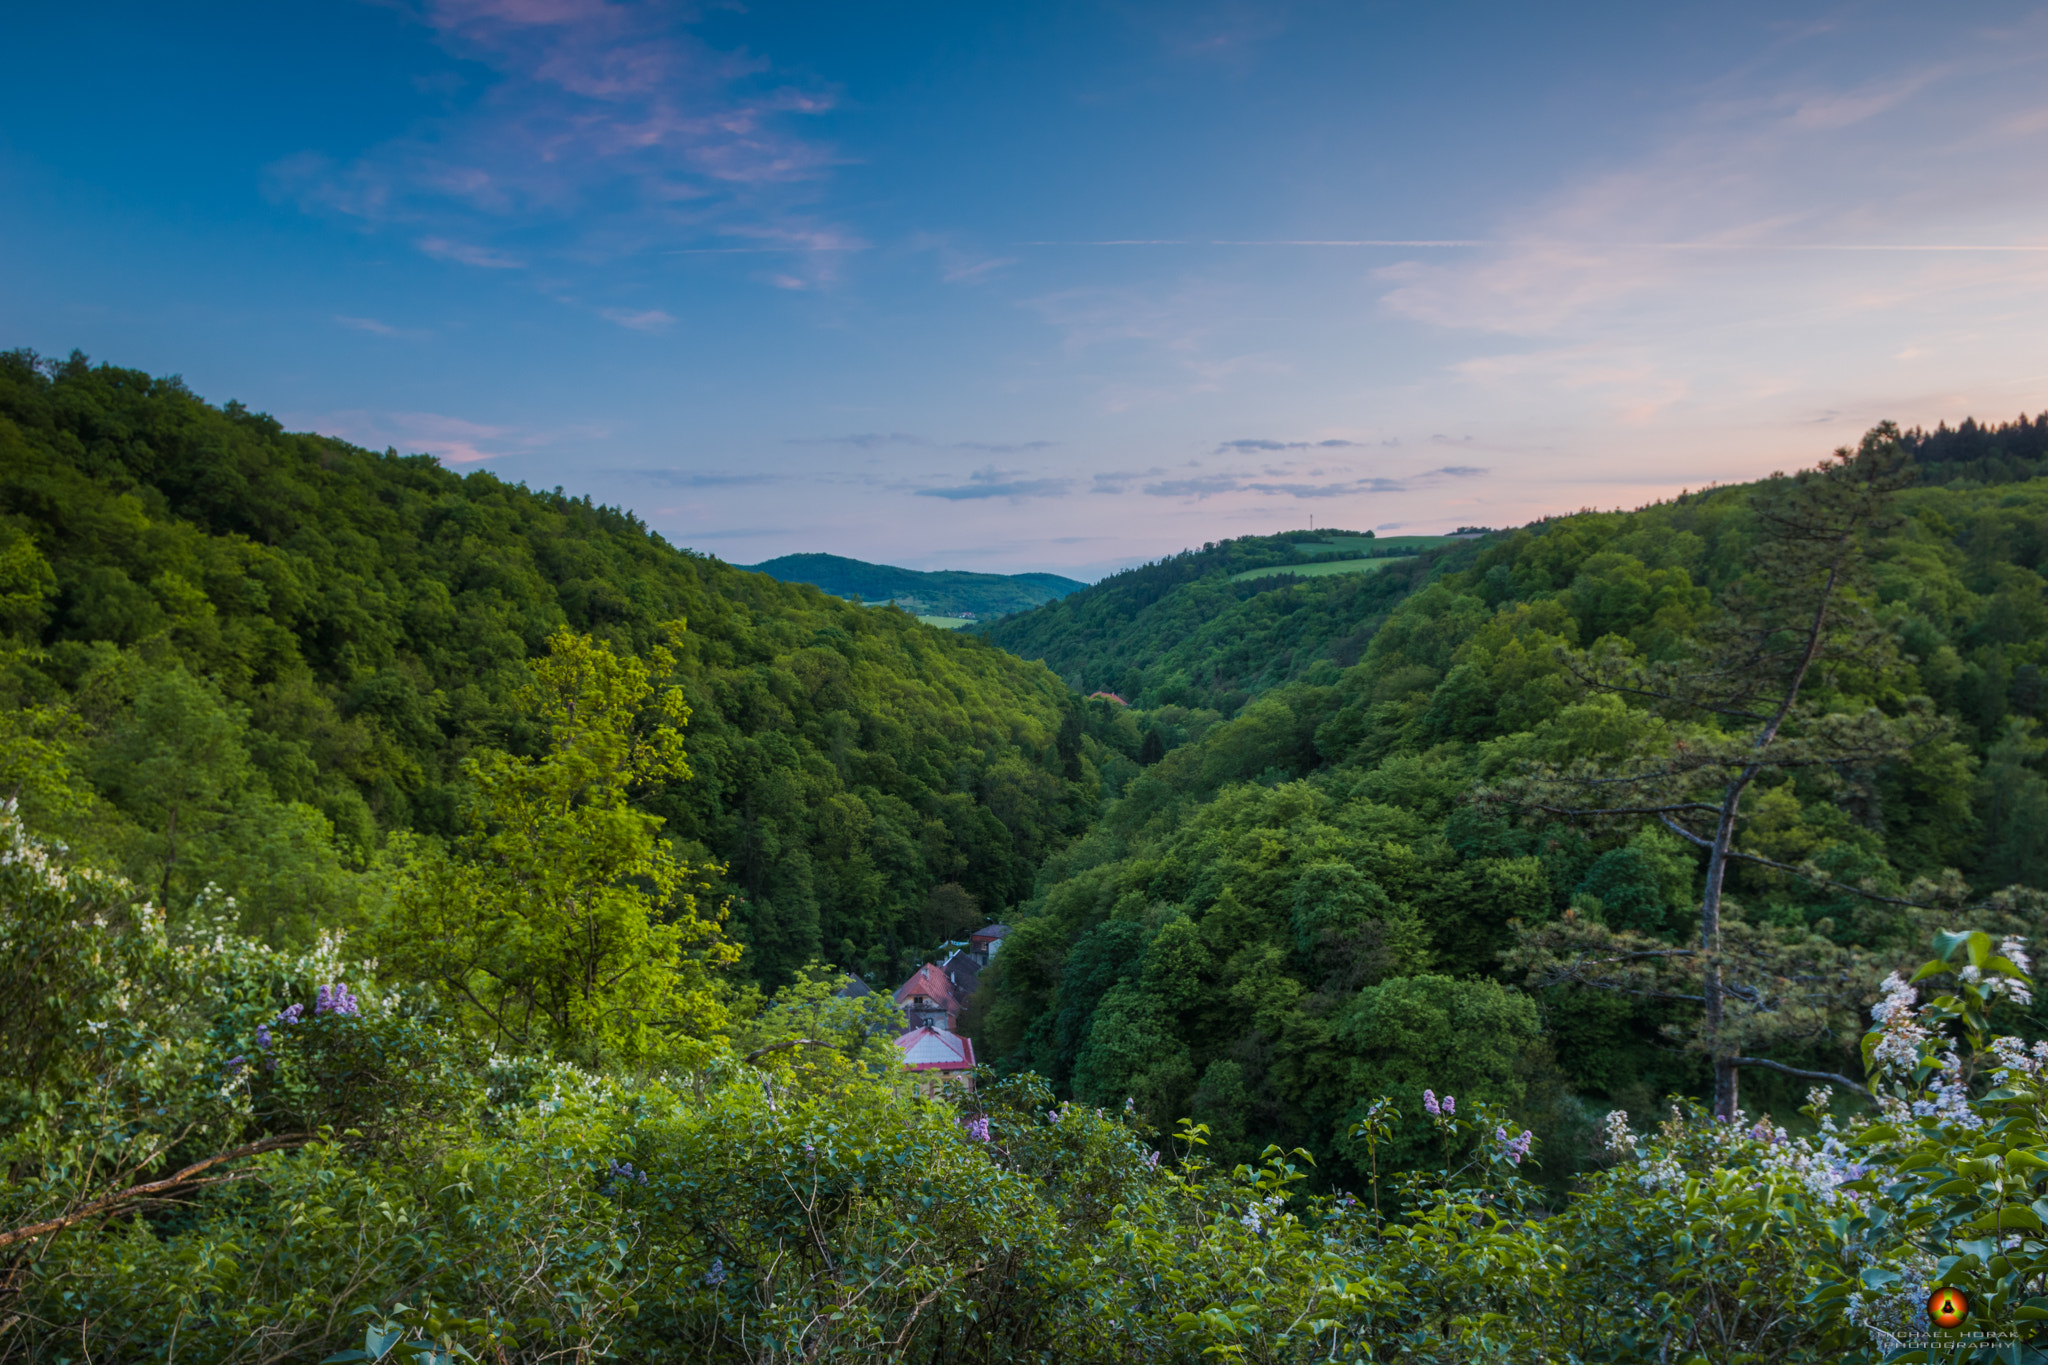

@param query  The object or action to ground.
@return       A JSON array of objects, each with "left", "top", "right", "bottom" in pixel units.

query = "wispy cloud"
[
  {"left": 954, "top": 440, "right": 1056, "bottom": 454},
  {"left": 1369, "top": 43, "right": 2048, "bottom": 342},
  {"left": 1134, "top": 461, "right": 1488, "bottom": 500},
  {"left": 334, "top": 314, "right": 432, "bottom": 338},
  {"left": 914, "top": 467, "right": 1075, "bottom": 501},
  {"left": 789, "top": 433, "right": 1055, "bottom": 453},
  {"left": 418, "top": 236, "right": 527, "bottom": 269},
  {"left": 1140, "top": 474, "right": 1245, "bottom": 499},
  {"left": 790, "top": 432, "right": 930, "bottom": 449},
  {"left": 271, "top": 0, "right": 844, "bottom": 280},
  {"left": 303, "top": 410, "right": 516, "bottom": 463},
  {"left": 1216, "top": 437, "right": 1365, "bottom": 453},
  {"left": 625, "top": 467, "right": 777, "bottom": 488},
  {"left": 293, "top": 406, "right": 604, "bottom": 464},
  {"left": 600, "top": 306, "right": 675, "bottom": 331}
]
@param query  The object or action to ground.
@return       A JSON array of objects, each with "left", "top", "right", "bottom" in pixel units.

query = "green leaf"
[{"left": 1966, "top": 1208, "right": 2043, "bottom": 1234}]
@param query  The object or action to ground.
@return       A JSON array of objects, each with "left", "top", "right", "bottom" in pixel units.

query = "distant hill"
[
  {"left": 740, "top": 553, "right": 1086, "bottom": 619},
  {"left": 976, "top": 529, "right": 1488, "bottom": 713}
]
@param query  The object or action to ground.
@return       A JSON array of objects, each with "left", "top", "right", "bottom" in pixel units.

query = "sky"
[{"left": 4, "top": 1, "right": 2047, "bottom": 579}]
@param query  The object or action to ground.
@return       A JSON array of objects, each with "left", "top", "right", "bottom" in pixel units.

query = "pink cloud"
[
  {"left": 273, "top": 0, "right": 844, "bottom": 278},
  {"left": 285, "top": 406, "right": 612, "bottom": 465}
]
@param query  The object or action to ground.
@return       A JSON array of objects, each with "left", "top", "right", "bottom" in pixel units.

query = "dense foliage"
[
  {"left": 976, "top": 441, "right": 2048, "bottom": 1193},
  {"left": 0, "top": 349, "right": 1098, "bottom": 986},
  {"left": 740, "top": 552, "right": 1084, "bottom": 618},
  {"left": 977, "top": 531, "right": 1478, "bottom": 713},
  {"left": 4, "top": 807, "right": 2045, "bottom": 1363}
]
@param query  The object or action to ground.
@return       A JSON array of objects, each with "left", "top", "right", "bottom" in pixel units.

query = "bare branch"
[
  {"left": 1519, "top": 801, "right": 1727, "bottom": 821},
  {"left": 1659, "top": 816, "right": 1713, "bottom": 849},
  {"left": 1719, "top": 846, "right": 1982, "bottom": 912},
  {"left": 1728, "top": 1055, "right": 1872, "bottom": 1098},
  {"left": 0, "top": 1134, "right": 317, "bottom": 1252}
]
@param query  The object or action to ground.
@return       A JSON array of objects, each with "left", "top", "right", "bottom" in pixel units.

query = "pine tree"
[{"left": 1494, "top": 425, "right": 1938, "bottom": 1118}]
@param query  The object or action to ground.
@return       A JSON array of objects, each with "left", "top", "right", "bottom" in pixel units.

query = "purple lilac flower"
[
  {"left": 255, "top": 1025, "right": 272, "bottom": 1050},
  {"left": 1423, "top": 1089, "right": 1440, "bottom": 1117},
  {"left": 316, "top": 984, "right": 360, "bottom": 1017},
  {"left": 1442, "top": 1095, "right": 1455, "bottom": 1116},
  {"left": 703, "top": 1257, "right": 727, "bottom": 1287},
  {"left": 276, "top": 1003, "right": 305, "bottom": 1026},
  {"left": 224, "top": 1055, "right": 247, "bottom": 1073},
  {"left": 964, "top": 1116, "right": 991, "bottom": 1142}
]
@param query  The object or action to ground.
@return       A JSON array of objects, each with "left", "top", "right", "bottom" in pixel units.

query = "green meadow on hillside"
[{"left": 1229, "top": 554, "right": 1418, "bottom": 582}]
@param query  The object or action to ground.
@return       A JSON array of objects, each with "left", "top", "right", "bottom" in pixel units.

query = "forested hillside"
[
  {"left": 975, "top": 428, "right": 2048, "bottom": 1191},
  {"left": 741, "top": 551, "right": 1084, "bottom": 617},
  {"left": 0, "top": 350, "right": 1095, "bottom": 985},
  {"left": 978, "top": 531, "right": 1483, "bottom": 713}
]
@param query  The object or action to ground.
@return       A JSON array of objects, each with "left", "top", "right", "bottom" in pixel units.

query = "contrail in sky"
[{"left": 1017, "top": 239, "right": 2048, "bottom": 251}]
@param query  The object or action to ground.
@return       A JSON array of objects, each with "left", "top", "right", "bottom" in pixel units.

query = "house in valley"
[
  {"left": 894, "top": 962, "right": 960, "bottom": 1032},
  {"left": 889, "top": 924, "right": 1009, "bottom": 1090},
  {"left": 895, "top": 1025, "right": 976, "bottom": 1093}
]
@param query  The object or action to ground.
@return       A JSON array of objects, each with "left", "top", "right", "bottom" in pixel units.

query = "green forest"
[
  {"left": 740, "top": 552, "right": 1085, "bottom": 618},
  {"left": 8, "top": 350, "right": 2048, "bottom": 1363},
  {"left": 0, "top": 350, "right": 1103, "bottom": 990}
]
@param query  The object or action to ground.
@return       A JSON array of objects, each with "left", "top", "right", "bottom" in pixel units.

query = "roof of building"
[
  {"left": 969, "top": 923, "right": 1011, "bottom": 942},
  {"left": 834, "top": 973, "right": 873, "bottom": 999},
  {"left": 943, "top": 952, "right": 981, "bottom": 999},
  {"left": 893, "top": 962, "right": 959, "bottom": 1011},
  {"left": 894, "top": 1027, "right": 976, "bottom": 1070},
  {"left": 1087, "top": 691, "right": 1128, "bottom": 706}
]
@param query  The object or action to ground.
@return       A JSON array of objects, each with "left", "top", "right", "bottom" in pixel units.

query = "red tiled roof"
[{"left": 893, "top": 962, "right": 959, "bottom": 1011}]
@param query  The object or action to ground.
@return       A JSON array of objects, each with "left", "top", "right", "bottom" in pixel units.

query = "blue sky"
[{"left": 5, "top": 1, "right": 2047, "bottom": 577}]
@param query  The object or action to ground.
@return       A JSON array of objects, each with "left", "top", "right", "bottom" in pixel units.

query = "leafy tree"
[
  {"left": 380, "top": 627, "right": 736, "bottom": 1064},
  {"left": 86, "top": 662, "right": 258, "bottom": 907}
]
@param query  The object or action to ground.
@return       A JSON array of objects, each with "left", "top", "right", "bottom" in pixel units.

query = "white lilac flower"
[
  {"left": 1871, "top": 973, "right": 1916, "bottom": 1024},
  {"left": 1989, "top": 1035, "right": 2041, "bottom": 1082}
]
